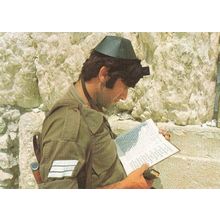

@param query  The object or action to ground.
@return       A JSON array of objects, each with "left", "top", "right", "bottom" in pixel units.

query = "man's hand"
[
  {"left": 100, "top": 164, "right": 153, "bottom": 189},
  {"left": 159, "top": 128, "right": 171, "bottom": 141},
  {"left": 122, "top": 164, "right": 153, "bottom": 189}
]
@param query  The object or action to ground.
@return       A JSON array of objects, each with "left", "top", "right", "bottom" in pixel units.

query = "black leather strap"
[
  {"left": 81, "top": 77, "right": 103, "bottom": 112},
  {"left": 33, "top": 133, "right": 41, "bottom": 163}
]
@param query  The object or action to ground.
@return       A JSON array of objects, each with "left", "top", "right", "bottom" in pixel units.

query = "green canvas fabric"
[{"left": 39, "top": 83, "right": 126, "bottom": 188}]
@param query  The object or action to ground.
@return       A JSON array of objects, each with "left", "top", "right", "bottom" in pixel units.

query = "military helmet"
[
  {"left": 94, "top": 36, "right": 137, "bottom": 60},
  {"left": 94, "top": 36, "right": 150, "bottom": 76}
]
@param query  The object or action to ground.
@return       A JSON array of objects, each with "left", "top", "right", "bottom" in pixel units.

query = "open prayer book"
[{"left": 115, "top": 119, "right": 180, "bottom": 175}]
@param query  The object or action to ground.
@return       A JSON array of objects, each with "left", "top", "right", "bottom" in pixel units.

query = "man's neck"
[{"left": 75, "top": 79, "right": 97, "bottom": 108}]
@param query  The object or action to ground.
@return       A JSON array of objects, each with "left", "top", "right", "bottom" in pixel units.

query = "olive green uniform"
[{"left": 39, "top": 83, "right": 127, "bottom": 188}]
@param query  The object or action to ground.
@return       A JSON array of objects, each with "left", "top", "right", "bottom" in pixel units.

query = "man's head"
[{"left": 79, "top": 36, "right": 150, "bottom": 108}]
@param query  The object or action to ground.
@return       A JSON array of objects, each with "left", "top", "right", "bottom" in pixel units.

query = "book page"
[{"left": 115, "top": 119, "right": 179, "bottom": 174}]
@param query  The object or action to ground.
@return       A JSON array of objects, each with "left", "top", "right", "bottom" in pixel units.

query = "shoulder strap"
[{"left": 33, "top": 132, "right": 42, "bottom": 163}]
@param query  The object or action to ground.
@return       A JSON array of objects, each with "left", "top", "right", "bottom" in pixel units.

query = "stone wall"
[
  {"left": 0, "top": 106, "right": 20, "bottom": 188},
  {"left": 118, "top": 33, "right": 220, "bottom": 125},
  {"left": 18, "top": 111, "right": 45, "bottom": 188},
  {"left": 0, "top": 32, "right": 220, "bottom": 188}
]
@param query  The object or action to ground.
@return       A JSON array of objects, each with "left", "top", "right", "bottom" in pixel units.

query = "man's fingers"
[
  {"left": 165, "top": 133, "right": 171, "bottom": 140},
  {"left": 159, "top": 128, "right": 166, "bottom": 134},
  {"left": 140, "top": 164, "right": 149, "bottom": 173},
  {"left": 159, "top": 128, "right": 171, "bottom": 141}
]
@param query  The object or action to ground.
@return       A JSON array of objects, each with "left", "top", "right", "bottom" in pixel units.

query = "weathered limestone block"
[
  {"left": 2, "top": 109, "right": 20, "bottom": 122},
  {"left": 0, "top": 107, "right": 5, "bottom": 115},
  {"left": 154, "top": 156, "right": 220, "bottom": 189},
  {"left": 0, "top": 117, "right": 6, "bottom": 134},
  {"left": 9, "top": 131, "right": 17, "bottom": 142},
  {"left": 157, "top": 122, "right": 220, "bottom": 160},
  {"left": 32, "top": 33, "right": 86, "bottom": 110},
  {"left": 18, "top": 111, "right": 45, "bottom": 188},
  {"left": 0, "top": 170, "right": 13, "bottom": 182},
  {"left": 155, "top": 122, "right": 220, "bottom": 188},
  {"left": 0, "top": 152, "right": 17, "bottom": 169},
  {"left": 0, "top": 33, "right": 41, "bottom": 108},
  {"left": 7, "top": 122, "right": 18, "bottom": 132},
  {"left": 69, "top": 33, "right": 91, "bottom": 45},
  {"left": 137, "top": 32, "right": 160, "bottom": 64},
  {"left": 0, "top": 133, "right": 10, "bottom": 150},
  {"left": 119, "top": 32, "right": 220, "bottom": 125}
]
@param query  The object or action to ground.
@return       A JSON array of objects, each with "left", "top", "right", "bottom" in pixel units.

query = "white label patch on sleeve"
[{"left": 48, "top": 160, "right": 78, "bottom": 178}]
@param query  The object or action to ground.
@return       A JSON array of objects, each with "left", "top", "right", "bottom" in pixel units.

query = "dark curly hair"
[{"left": 80, "top": 50, "right": 149, "bottom": 88}]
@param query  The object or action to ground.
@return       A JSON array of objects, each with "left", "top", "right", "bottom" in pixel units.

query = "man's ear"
[{"left": 98, "top": 66, "right": 110, "bottom": 83}]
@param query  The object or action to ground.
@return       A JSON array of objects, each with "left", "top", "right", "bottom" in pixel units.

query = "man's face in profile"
[{"left": 96, "top": 78, "right": 128, "bottom": 109}]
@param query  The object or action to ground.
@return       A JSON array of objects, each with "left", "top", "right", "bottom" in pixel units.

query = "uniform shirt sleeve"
[{"left": 39, "top": 106, "right": 87, "bottom": 189}]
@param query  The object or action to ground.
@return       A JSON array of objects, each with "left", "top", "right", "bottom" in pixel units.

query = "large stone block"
[
  {"left": 0, "top": 117, "right": 6, "bottom": 134},
  {"left": 0, "top": 33, "right": 41, "bottom": 108},
  {"left": 0, "top": 170, "right": 13, "bottom": 182},
  {"left": 154, "top": 155, "right": 220, "bottom": 189},
  {"left": 18, "top": 111, "right": 45, "bottom": 188},
  {"left": 32, "top": 33, "right": 86, "bottom": 110},
  {"left": 157, "top": 122, "right": 220, "bottom": 160},
  {"left": 0, "top": 133, "right": 10, "bottom": 150},
  {"left": 119, "top": 32, "right": 220, "bottom": 125},
  {"left": 2, "top": 109, "right": 20, "bottom": 122},
  {"left": 0, "top": 152, "right": 17, "bottom": 169}
]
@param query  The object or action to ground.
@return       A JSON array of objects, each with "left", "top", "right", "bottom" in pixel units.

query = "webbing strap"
[{"left": 33, "top": 132, "right": 41, "bottom": 163}]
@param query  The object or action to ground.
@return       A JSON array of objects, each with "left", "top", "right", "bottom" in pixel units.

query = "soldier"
[{"left": 36, "top": 35, "right": 165, "bottom": 189}]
